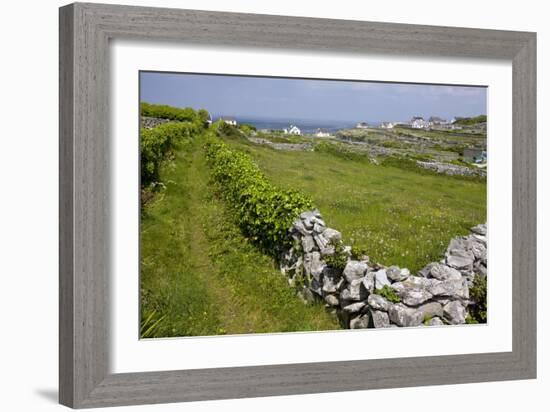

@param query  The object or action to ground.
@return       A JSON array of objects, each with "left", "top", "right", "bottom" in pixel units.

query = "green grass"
[
  {"left": 224, "top": 139, "right": 486, "bottom": 273},
  {"left": 140, "top": 137, "right": 339, "bottom": 338}
]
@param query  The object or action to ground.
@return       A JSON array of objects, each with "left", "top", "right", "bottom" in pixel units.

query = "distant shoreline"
[{"left": 221, "top": 117, "right": 382, "bottom": 134}]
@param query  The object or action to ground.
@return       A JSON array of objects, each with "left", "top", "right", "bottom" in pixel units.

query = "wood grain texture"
[{"left": 59, "top": 2, "right": 537, "bottom": 408}]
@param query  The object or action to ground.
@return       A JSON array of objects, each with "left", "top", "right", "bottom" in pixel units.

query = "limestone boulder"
[
  {"left": 428, "top": 278, "right": 469, "bottom": 300},
  {"left": 362, "top": 271, "right": 376, "bottom": 292},
  {"left": 350, "top": 313, "right": 371, "bottom": 329},
  {"left": 417, "top": 302, "right": 444, "bottom": 320},
  {"left": 303, "top": 252, "right": 325, "bottom": 280},
  {"left": 386, "top": 266, "right": 410, "bottom": 282},
  {"left": 343, "top": 260, "right": 368, "bottom": 283},
  {"left": 375, "top": 269, "right": 391, "bottom": 290},
  {"left": 343, "top": 301, "right": 367, "bottom": 314},
  {"left": 429, "top": 263, "right": 462, "bottom": 281},
  {"left": 443, "top": 301, "right": 467, "bottom": 324},
  {"left": 372, "top": 310, "right": 391, "bottom": 328},
  {"left": 398, "top": 287, "right": 433, "bottom": 306},
  {"left": 324, "top": 294, "right": 339, "bottom": 307},
  {"left": 388, "top": 303, "right": 423, "bottom": 327},
  {"left": 367, "top": 294, "right": 391, "bottom": 312}
]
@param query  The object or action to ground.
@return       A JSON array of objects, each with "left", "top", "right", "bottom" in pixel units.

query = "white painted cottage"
[
  {"left": 410, "top": 116, "right": 429, "bottom": 129},
  {"left": 220, "top": 117, "right": 237, "bottom": 126},
  {"left": 284, "top": 125, "right": 301, "bottom": 135},
  {"left": 315, "top": 128, "right": 330, "bottom": 137}
]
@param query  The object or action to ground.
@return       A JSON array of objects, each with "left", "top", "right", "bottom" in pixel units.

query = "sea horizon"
[{"left": 213, "top": 115, "right": 388, "bottom": 133}]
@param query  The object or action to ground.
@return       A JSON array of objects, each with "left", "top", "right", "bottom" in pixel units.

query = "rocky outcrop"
[{"left": 280, "top": 209, "right": 487, "bottom": 329}]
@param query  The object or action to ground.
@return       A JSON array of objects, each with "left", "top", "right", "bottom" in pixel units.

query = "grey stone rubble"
[
  {"left": 279, "top": 209, "right": 487, "bottom": 329},
  {"left": 248, "top": 137, "right": 314, "bottom": 152},
  {"left": 140, "top": 116, "right": 173, "bottom": 129}
]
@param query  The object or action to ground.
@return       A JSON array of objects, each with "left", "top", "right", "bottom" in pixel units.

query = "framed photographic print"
[{"left": 59, "top": 2, "right": 536, "bottom": 408}]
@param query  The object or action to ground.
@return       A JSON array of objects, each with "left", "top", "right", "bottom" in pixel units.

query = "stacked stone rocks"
[
  {"left": 279, "top": 209, "right": 487, "bottom": 328},
  {"left": 140, "top": 116, "right": 173, "bottom": 129}
]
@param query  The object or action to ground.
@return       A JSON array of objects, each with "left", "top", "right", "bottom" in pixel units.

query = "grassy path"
[{"left": 140, "top": 138, "right": 340, "bottom": 338}]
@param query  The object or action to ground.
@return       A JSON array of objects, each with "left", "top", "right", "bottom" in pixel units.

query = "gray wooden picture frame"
[{"left": 59, "top": 2, "right": 537, "bottom": 409}]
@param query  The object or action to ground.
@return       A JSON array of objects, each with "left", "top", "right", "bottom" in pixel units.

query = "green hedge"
[
  {"left": 453, "top": 115, "right": 487, "bottom": 125},
  {"left": 141, "top": 121, "right": 202, "bottom": 187},
  {"left": 140, "top": 102, "right": 209, "bottom": 124},
  {"left": 204, "top": 137, "right": 312, "bottom": 255}
]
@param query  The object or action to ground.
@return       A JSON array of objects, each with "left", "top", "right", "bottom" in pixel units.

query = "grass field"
[
  {"left": 140, "top": 120, "right": 487, "bottom": 337},
  {"left": 140, "top": 137, "right": 340, "bottom": 338},
  {"left": 224, "top": 137, "right": 487, "bottom": 273}
]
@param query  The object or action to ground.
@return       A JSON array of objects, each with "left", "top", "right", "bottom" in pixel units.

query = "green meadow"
[
  {"left": 139, "top": 106, "right": 486, "bottom": 338},
  {"left": 140, "top": 138, "right": 340, "bottom": 338},
  {"left": 224, "top": 137, "right": 486, "bottom": 273}
]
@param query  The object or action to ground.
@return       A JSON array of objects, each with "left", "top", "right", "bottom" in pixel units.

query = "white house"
[
  {"left": 315, "top": 128, "right": 330, "bottom": 137},
  {"left": 355, "top": 122, "right": 369, "bottom": 129},
  {"left": 429, "top": 116, "right": 447, "bottom": 125},
  {"left": 410, "top": 116, "right": 429, "bottom": 129},
  {"left": 284, "top": 125, "right": 301, "bottom": 135},
  {"left": 220, "top": 117, "right": 237, "bottom": 126},
  {"left": 380, "top": 122, "right": 394, "bottom": 129}
]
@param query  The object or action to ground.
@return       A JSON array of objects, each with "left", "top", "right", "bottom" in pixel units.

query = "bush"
[
  {"left": 468, "top": 274, "right": 487, "bottom": 323},
  {"left": 374, "top": 285, "right": 401, "bottom": 303},
  {"left": 453, "top": 115, "right": 487, "bottom": 125},
  {"left": 239, "top": 123, "right": 257, "bottom": 133},
  {"left": 216, "top": 122, "right": 247, "bottom": 141},
  {"left": 324, "top": 241, "right": 349, "bottom": 272},
  {"left": 204, "top": 137, "right": 313, "bottom": 255},
  {"left": 140, "top": 121, "right": 202, "bottom": 188},
  {"left": 140, "top": 102, "right": 202, "bottom": 123}
]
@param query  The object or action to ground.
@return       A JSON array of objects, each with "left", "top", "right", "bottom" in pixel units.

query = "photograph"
[{"left": 139, "top": 72, "right": 488, "bottom": 338}]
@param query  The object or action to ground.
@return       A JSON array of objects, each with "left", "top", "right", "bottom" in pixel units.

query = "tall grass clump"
[{"left": 204, "top": 132, "right": 312, "bottom": 255}]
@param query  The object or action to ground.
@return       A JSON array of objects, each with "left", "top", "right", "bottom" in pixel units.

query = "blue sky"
[{"left": 140, "top": 72, "right": 486, "bottom": 123}]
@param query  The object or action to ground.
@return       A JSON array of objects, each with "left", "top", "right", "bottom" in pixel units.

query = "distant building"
[
  {"left": 284, "top": 125, "right": 301, "bottom": 135},
  {"left": 206, "top": 113, "right": 213, "bottom": 126},
  {"left": 428, "top": 116, "right": 447, "bottom": 125},
  {"left": 315, "top": 128, "right": 330, "bottom": 137},
  {"left": 219, "top": 116, "right": 237, "bottom": 126},
  {"left": 463, "top": 148, "right": 487, "bottom": 163},
  {"left": 380, "top": 122, "right": 395, "bottom": 129},
  {"left": 410, "top": 116, "right": 429, "bottom": 129},
  {"left": 356, "top": 122, "right": 370, "bottom": 129}
]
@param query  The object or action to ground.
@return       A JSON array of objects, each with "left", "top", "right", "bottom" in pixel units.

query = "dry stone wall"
[
  {"left": 141, "top": 116, "right": 173, "bottom": 129},
  {"left": 416, "top": 160, "right": 487, "bottom": 177},
  {"left": 279, "top": 209, "right": 487, "bottom": 328}
]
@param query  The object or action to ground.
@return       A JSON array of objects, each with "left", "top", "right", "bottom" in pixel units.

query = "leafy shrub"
[
  {"left": 204, "top": 137, "right": 312, "bottom": 255},
  {"left": 216, "top": 122, "right": 247, "bottom": 141},
  {"left": 239, "top": 123, "right": 257, "bottom": 133},
  {"left": 351, "top": 246, "right": 369, "bottom": 260},
  {"left": 140, "top": 121, "right": 202, "bottom": 188},
  {"left": 453, "top": 115, "right": 487, "bottom": 125},
  {"left": 140, "top": 102, "right": 202, "bottom": 123},
  {"left": 374, "top": 285, "right": 401, "bottom": 303},
  {"left": 324, "top": 241, "right": 349, "bottom": 272},
  {"left": 468, "top": 274, "right": 487, "bottom": 323}
]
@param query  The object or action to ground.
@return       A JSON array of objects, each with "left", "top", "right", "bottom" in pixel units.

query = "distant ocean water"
[{"left": 219, "top": 117, "right": 378, "bottom": 134}]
